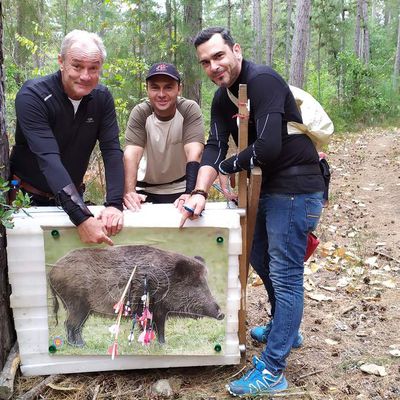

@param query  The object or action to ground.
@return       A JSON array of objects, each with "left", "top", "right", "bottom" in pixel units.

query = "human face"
[
  {"left": 58, "top": 40, "right": 102, "bottom": 100},
  {"left": 196, "top": 33, "right": 242, "bottom": 88},
  {"left": 146, "top": 75, "right": 181, "bottom": 120}
]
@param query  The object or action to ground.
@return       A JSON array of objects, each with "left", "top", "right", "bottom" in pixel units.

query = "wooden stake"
[
  {"left": 18, "top": 375, "right": 60, "bottom": 400},
  {"left": 0, "top": 342, "right": 20, "bottom": 400}
]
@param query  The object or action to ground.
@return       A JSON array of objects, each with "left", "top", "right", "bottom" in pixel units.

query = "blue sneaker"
[
  {"left": 227, "top": 356, "right": 288, "bottom": 397},
  {"left": 250, "top": 321, "right": 304, "bottom": 348}
]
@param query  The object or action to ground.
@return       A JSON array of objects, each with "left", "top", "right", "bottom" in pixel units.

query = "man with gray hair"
[{"left": 10, "top": 30, "right": 124, "bottom": 245}]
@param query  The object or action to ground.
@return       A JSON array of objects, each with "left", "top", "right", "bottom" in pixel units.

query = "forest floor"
[{"left": 12, "top": 128, "right": 400, "bottom": 399}]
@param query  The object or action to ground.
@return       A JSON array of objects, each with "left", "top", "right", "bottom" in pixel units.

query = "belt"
[
  {"left": 12, "top": 175, "right": 54, "bottom": 199},
  {"left": 274, "top": 164, "right": 321, "bottom": 177},
  {"left": 137, "top": 175, "right": 186, "bottom": 188}
]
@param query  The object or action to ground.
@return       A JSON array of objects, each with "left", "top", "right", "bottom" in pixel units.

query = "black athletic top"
[
  {"left": 201, "top": 59, "right": 325, "bottom": 194},
  {"left": 10, "top": 71, "right": 124, "bottom": 209}
]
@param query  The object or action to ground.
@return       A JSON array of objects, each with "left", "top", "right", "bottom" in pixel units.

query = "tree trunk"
[
  {"left": 361, "top": 0, "right": 370, "bottom": 64},
  {"left": 252, "top": 0, "right": 262, "bottom": 63},
  {"left": 265, "top": 0, "right": 274, "bottom": 66},
  {"left": 354, "top": 0, "right": 362, "bottom": 58},
  {"left": 227, "top": 0, "right": 232, "bottom": 31},
  {"left": 284, "top": 0, "right": 293, "bottom": 79},
  {"left": 182, "top": 0, "right": 202, "bottom": 104},
  {"left": 173, "top": 0, "right": 177, "bottom": 65},
  {"left": 166, "top": 0, "right": 173, "bottom": 60},
  {"left": 394, "top": 14, "right": 400, "bottom": 91},
  {"left": 289, "top": 0, "right": 311, "bottom": 88},
  {"left": 338, "top": 0, "right": 345, "bottom": 100},
  {"left": 63, "top": 0, "right": 69, "bottom": 36},
  {"left": 0, "top": 0, "right": 15, "bottom": 370}
]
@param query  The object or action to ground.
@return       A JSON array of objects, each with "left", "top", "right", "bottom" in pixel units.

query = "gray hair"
[{"left": 60, "top": 30, "right": 107, "bottom": 62}]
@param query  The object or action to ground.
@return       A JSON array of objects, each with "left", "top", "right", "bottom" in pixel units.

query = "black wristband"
[
  {"left": 55, "top": 183, "right": 94, "bottom": 226},
  {"left": 191, "top": 189, "right": 208, "bottom": 199},
  {"left": 185, "top": 161, "right": 200, "bottom": 193},
  {"left": 104, "top": 201, "right": 124, "bottom": 211}
]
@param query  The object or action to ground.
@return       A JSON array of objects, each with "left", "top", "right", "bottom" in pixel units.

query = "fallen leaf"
[
  {"left": 320, "top": 285, "right": 336, "bottom": 292},
  {"left": 307, "top": 292, "right": 333, "bottom": 302},
  {"left": 304, "top": 278, "right": 315, "bottom": 292},
  {"left": 335, "top": 320, "right": 348, "bottom": 331},
  {"left": 304, "top": 266, "right": 312, "bottom": 275},
  {"left": 359, "top": 363, "right": 387, "bottom": 376},
  {"left": 334, "top": 247, "right": 346, "bottom": 257},
  {"left": 325, "top": 338, "right": 339, "bottom": 345},
  {"left": 251, "top": 276, "right": 264, "bottom": 286},
  {"left": 381, "top": 280, "right": 396, "bottom": 289},
  {"left": 337, "top": 277, "right": 351, "bottom": 288},
  {"left": 47, "top": 383, "right": 82, "bottom": 391},
  {"left": 345, "top": 252, "right": 361, "bottom": 262},
  {"left": 352, "top": 267, "right": 364, "bottom": 276},
  {"left": 364, "top": 256, "right": 378, "bottom": 267},
  {"left": 389, "top": 349, "right": 400, "bottom": 357},
  {"left": 309, "top": 262, "right": 321, "bottom": 273}
]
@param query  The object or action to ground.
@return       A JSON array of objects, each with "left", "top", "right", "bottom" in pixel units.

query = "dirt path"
[
  {"left": 247, "top": 128, "right": 400, "bottom": 400},
  {"left": 12, "top": 129, "right": 400, "bottom": 399}
]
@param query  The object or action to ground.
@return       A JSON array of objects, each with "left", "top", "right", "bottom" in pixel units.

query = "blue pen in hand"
[
  {"left": 183, "top": 205, "right": 195, "bottom": 214},
  {"left": 183, "top": 204, "right": 203, "bottom": 217}
]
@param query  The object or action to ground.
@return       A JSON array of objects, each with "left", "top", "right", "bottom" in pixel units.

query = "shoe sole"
[{"left": 226, "top": 384, "right": 288, "bottom": 398}]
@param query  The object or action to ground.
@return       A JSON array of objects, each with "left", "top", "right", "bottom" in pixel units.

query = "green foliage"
[
  {"left": 334, "top": 51, "right": 389, "bottom": 129},
  {"left": 0, "top": 177, "right": 31, "bottom": 229},
  {"left": 2, "top": 0, "right": 400, "bottom": 139},
  {"left": 102, "top": 57, "right": 148, "bottom": 131}
]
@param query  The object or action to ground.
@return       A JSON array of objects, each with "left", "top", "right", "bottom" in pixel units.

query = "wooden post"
[
  {"left": 237, "top": 85, "right": 249, "bottom": 351},
  {"left": 0, "top": 342, "right": 19, "bottom": 400},
  {"left": 236, "top": 85, "right": 262, "bottom": 358},
  {"left": 246, "top": 167, "right": 262, "bottom": 272}
]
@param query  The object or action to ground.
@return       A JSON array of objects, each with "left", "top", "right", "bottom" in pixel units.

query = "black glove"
[{"left": 55, "top": 183, "right": 94, "bottom": 226}]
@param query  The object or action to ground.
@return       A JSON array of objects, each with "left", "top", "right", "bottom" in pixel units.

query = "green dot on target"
[
  {"left": 214, "top": 343, "right": 222, "bottom": 352},
  {"left": 48, "top": 345, "right": 57, "bottom": 353},
  {"left": 51, "top": 229, "right": 60, "bottom": 238},
  {"left": 216, "top": 236, "right": 224, "bottom": 244}
]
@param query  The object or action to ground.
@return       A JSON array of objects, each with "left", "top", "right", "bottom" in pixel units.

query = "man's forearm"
[
  {"left": 124, "top": 163, "right": 138, "bottom": 193},
  {"left": 193, "top": 165, "right": 218, "bottom": 193},
  {"left": 123, "top": 146, "right": 143, "bottom": 194}
]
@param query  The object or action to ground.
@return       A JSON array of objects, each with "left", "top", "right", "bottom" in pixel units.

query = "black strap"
[
  {"left": 137, "top": 175, "right": 186, "bottom": 188},
  {"left": 275, "top": 164, "right": 321, "bottom": 177}
]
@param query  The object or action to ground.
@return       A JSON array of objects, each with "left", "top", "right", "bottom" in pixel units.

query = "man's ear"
[
  {"left": 57, "top": 54, "right": 64, "bottom": 70},
  {"left": 178, "top": 82, "right": 183, "bottom": 95},
  {"left": 233, "top": 43, "right": 242, "bottom": 60}
]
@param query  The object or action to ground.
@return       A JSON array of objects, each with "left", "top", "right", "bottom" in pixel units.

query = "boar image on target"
[{"left": 48, "top": 245, "right": 225, "bottom": 347}]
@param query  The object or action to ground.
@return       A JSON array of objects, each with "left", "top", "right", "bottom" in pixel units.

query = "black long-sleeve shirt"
[
  {"left": 201, "top": 59, "right": 325, "bottom": 194},
  {"left": 10, "top": 71, "right": 124, "bottom": 210}
]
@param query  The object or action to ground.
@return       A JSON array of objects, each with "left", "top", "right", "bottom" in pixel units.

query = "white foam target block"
[{"left": 7, "top": 203, "right": 244, "bottom": 376}]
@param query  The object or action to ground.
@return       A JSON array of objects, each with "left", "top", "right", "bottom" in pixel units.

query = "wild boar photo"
[{"left": 48, "top": 244, "right": 225, "bottom": 351}]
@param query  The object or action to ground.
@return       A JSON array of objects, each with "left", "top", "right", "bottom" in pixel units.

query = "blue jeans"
[{"left": 250, "top": 192, "right": 324, "bottom": 374}]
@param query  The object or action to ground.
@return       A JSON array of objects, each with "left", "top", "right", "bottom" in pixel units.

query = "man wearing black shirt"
[
  {"left": 10, "top": 30, "right": 124, "bottom": 245},
  {"left": 181, "top": 27, "right": 325, "bottom": 396}
]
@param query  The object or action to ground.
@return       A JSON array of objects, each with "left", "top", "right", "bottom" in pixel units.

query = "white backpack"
[
  {"left": 288, "top": 85, "right": 334, "bottom": 150},
  {"left": 227, "top": 85, "right": 333, "bottom": 151}
]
